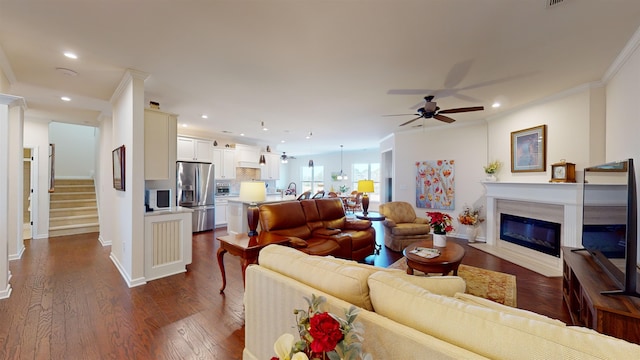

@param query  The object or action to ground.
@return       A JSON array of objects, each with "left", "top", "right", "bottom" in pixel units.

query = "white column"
[{"left": 0, "top": 93, "right": 24, "bottom": 299}]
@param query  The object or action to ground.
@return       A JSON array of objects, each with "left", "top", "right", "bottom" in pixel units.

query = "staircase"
[{"left": 49, "top": 179, "right": 99, "bottom": 237}]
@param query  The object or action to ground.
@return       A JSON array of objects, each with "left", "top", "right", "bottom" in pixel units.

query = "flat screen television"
[{"left": 582, "top": 159, "right": 639, "bottom": 297}]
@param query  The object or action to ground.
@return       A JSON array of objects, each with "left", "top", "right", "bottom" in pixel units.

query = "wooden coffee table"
[
  {"left": 403, "top": 239, "right": 465, "bottom": 276},
  {"left": 216, "top": 232, "right": 290, "bottom": 293}
]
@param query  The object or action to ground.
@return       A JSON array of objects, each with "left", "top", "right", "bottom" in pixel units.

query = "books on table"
[{"left": 409, "top": 247, "right": 440, "bottom": 259}]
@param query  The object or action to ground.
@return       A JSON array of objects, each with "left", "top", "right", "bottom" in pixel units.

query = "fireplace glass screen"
[{"left": 500, "top": 213, "right": 561, "bottom": 257}]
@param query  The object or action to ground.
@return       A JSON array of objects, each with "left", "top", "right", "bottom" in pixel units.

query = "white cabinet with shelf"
[
  {"left": 177, "top": 136, "right": 213, "bottom": 162},
  {"left": 260, "top": 153, "right": 280, "bottom": 180},
  {"left": 212, "top": 148, "right": 236, "bottom": 179},
  {"left": 144, "top": 109, "right": 177, "bottom": 180}
]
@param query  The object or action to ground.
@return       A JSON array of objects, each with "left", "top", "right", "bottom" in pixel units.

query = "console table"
[{"left": 562, "top": 247, "right": 640, "bottom": 344}]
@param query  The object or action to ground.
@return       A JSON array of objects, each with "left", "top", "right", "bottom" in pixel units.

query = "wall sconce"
[
  {"left": 239, "top": 181, "right": 266, "bottom": 236},
  {"left": 357, "top": 180, "right": 374, "bottom": 216}
]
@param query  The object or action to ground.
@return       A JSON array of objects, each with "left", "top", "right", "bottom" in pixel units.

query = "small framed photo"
[
  {"left": 511, "top": 125, "right": 546, "bottom": 173},
  {"left": 112, "top": 145, "right": 125, "bottom": 191}
]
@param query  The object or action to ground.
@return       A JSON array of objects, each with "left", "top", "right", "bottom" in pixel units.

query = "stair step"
[
  {"left": 54, "top": 179, "right": 94, "bottom": 186},
  {"left": 49, "top": 225, "right": 100, "bottom": 238},
  {"left": 50, "top": 199, "right": 97, "bottom": 209},
  {"left": 50, "top": 192, "right": 96, "bottom": 201},
  {"left": 53, "top": 185, "right": 96, "bottom": 193},
  {"left": 50, "top": 206, "right": 97, "bottom": 216},
  {"left": 49, "top": 215, "right": 99, "bottom": 227}
]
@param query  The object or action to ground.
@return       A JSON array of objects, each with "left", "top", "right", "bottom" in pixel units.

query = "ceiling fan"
[
  {"left": 385, "top": 95, "right": 484, "bottom": 126},
  {"left": 280, "top": 152, "right": 296, "bottom": 163}
]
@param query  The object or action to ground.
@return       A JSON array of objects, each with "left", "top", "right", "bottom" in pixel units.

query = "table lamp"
[
  {"left": 357, "top": 180, "right": 374, "bottom": 216},
  {"left": 239, "top": 181, "right": 266, "bottom": 236}
]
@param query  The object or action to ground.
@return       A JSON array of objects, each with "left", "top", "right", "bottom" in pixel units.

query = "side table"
[
  {"left": 216, "top": 232, "right": 290, "bottom": 293},
  {"left": 355, "top": 211, "right": 385, "bottom": 255}
]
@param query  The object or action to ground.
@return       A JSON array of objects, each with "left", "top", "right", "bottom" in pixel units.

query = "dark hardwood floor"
[{"left": 0, "top": 221, "right": 570, "bottom": 359}]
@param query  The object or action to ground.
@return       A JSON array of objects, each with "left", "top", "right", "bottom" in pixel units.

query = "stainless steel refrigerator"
[{"left": 177, "top": 161, "right": 215, "bottom": 232}]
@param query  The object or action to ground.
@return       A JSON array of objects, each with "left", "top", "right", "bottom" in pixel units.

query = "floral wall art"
[{"left": 416, "top": 160, "right": 455, "bottom": 210}]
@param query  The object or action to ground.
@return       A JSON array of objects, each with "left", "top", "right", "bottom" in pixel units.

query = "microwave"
[{"left": 145, "top": 189, "right": 172, "bottom": 210}]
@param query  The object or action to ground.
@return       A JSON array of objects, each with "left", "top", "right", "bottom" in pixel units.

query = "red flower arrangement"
[
  {"left": 426, "top": 211, "right": 454, "bottom": 234},
  {"left": 271, "top": 294, "right": 371, "bottom": 360}
]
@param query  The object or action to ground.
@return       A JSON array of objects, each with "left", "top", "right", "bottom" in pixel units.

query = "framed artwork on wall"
[
  {"left": 415, "top": 160, "right": 455, "bottom": 210},
  {"left": 112, "top": 145, "right": 125, "bottom": 191},
  {"left": 511, "top": 125, "right": 546, "bottom": 173}
]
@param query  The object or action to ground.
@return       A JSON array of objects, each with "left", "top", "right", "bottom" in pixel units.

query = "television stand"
[{"left": 562, "top": 247, "right": 640, "bottom": 344}]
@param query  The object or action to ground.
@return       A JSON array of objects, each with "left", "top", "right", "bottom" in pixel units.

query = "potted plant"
[
  {"left": 483, "top": 160, "right": 501, "bottom": 181},
  {"left": 458, "top": 205, "right": 483, "bottom": 243},
  {"left": 426, "top": 211, "right": 454, "bottom": 247}
]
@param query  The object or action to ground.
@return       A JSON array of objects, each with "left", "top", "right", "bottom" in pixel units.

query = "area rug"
[{"left": 387, "top": 258, "right": 517, "bottom": 307}]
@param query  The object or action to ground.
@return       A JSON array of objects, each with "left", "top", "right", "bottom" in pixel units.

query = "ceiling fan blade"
[
  {"left": 382, "top": 113, "right": 418, "bottom": 117},
  {"left": 400, "top": 116, "right": 422, "bottom": 126},
  {"left": 438, "top": 106, "right": 484, "bottom": 114},
  {"left": 434, "top": 114, "right": 456, "bottom": 123}
]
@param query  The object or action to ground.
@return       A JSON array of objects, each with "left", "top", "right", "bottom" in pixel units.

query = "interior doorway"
[{"left": 23, "top": 148, "right": 33, "bottom": 240}]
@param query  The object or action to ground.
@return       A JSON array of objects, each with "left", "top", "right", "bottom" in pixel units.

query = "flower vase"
[
  {"left": 485, "top": 173, "right": 497, "bottom": 182},
  {"left": 466, "top": 225, "right": 479, "bottom": 243},
  {"left": 433, "top": 233, "right": 447, "bottom": 247}
]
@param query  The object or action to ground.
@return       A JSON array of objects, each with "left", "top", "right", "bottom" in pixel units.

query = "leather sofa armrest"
[
  {"left": 382, "top": 219, "right": 397, "bottom": 227},
  {"left": 287, "top": 236, "right": 308, "bottom": 248},
  {"left": 344, "top": 219, "right": 371, "bottom": 230},
  {"left": 313, "top": 228, "right": 342, "bottom": 237},
  {"left": 414, "top": 218, "right": 429, "bottom": 224}
]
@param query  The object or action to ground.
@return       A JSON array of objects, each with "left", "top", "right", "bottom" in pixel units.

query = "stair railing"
[{"left": 48, "top": 143, "right": 55, "bottom": 193}]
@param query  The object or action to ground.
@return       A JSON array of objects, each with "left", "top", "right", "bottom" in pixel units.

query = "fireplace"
[{"left": 500, "top": 213, "right": 561, "bottom": 258}]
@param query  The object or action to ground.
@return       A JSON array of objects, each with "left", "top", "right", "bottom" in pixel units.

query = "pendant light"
[
  {"left": 337, "top": 145, "right": 348, "bottom": 180},
  {"left": 307, "top": 130, "right": 314, "bottom": 167}
]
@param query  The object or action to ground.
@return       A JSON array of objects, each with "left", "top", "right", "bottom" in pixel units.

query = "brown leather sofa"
[{"left": 258, "top": 198, "right": 376, "bottom": 261}]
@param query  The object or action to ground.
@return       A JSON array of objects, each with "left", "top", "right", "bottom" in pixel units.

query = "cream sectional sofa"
[{"left": 243, "top": 245, "right": 640, "bottom": 360}]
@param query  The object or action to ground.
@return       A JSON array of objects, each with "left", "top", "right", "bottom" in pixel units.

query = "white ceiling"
[{"left": 2, "top": 0, "right": 640, "bottom": 156}]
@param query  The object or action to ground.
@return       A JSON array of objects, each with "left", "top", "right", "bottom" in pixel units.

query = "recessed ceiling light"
[
  {"left": 60, "top": 96, "right": 71, "bottom": 102},
  {"left": 492, "top": 102, "right": 501, "bottom": 108},
  {"left": 240, "top": 133, "right": 245, "bottom": 136},
  {"left": 63, "top": 52, "right": 77, "bottom": 59},
  {"left": 280, "top": 140, "right": 285, "bottom": 143},
  {"left": 182, "top": 123, "right": 188, "bottom": 128},
  {"left": 201, "top": 114, "right": 208, "bottom": 119}
]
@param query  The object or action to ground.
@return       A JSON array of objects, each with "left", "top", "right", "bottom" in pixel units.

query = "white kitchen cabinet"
[
  {"left": 212, "top": 148, "right": 236, "bottom": 179},
  {"left": 214, "top": 198, "right": 228, "bottom": 227},
  {"left": 260, "top": 153, "right": 280, "bottom": 180},
  {"left": 144, "top": 109, "right": 177, "bottom": 180},
  {"left": 177, "top": 136, "right": 213, "bottom": 162},
  {"left": 234, "top": 144, "right": 261, "bottom": 166}
]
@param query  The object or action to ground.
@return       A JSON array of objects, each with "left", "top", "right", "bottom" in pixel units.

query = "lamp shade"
[
  {"left": 357, "top": 180, "right": 374, "bottom": 193},
  {"left": 239, "top": 181, "right": 266, "bottom": 203}
]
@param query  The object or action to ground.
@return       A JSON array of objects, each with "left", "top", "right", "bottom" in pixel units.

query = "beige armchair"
[{"left": 378, "top": 201, "right": 431, "bottom": 251}]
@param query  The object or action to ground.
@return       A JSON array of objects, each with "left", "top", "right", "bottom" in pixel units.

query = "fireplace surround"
[{"left": 476, "top": 182, "right": 582, "bottom": 276}]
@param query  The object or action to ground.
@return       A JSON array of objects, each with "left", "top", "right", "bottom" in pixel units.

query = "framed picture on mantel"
[{"left": 511, "top": 125, "right": 546, "bottom": 173}]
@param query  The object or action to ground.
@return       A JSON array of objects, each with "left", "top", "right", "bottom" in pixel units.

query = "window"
[
  {"left": 352, "top": 163, "right": 380, "bottom": 201},
  {"left": 301, "top": 165, "right": 324, "bottom": 194}
]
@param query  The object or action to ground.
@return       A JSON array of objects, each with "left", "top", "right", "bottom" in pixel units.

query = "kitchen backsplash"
[{"left": 228, "top": 167, "right": 276, "bottom": 194}]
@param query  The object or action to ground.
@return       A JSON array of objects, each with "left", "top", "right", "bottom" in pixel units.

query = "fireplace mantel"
[{"left": 476, "top": 181, "right": 583, "bottom": 276}]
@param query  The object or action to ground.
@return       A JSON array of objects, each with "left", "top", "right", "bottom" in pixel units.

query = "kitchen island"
[{"left": 226, "top": 194, "right": 296, "bottom": 235}]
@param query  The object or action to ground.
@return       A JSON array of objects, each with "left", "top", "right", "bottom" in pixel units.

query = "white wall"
[
  {"left": 487, "top": 86, "right": 603, "bottom": 183},
  {"left": 96, "top": 117, "right": 114, "bottom": 247},
  {"left": 48, "top": 122, "right": 97, "bottom": 178},
  {"left": 392, "top": 122, "right": 488, "bottom": 238},
  {"left": 106, "top": 70, "right": 147, "bottom": 287},
  {"left": 23, "top": 118, "right": 51, "bottom": 239}
]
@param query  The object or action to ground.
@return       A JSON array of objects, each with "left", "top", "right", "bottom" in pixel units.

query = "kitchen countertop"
[
  {"left": 226, "top": 194, "right": 296, "bottom": 204},
  {"left": 144, "top": 206, "right": 194, "bottom": 217}
]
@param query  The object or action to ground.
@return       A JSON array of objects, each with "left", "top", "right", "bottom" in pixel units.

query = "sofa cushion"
[
  {"left": 259, "top": 201, "right": 312, "bottom": 239},
  {"left": 258, "top": 245, "right": 375, "bottom": 310},
  {"left": 391, "top": 223, "right": 431, "bottom": 236},
  {"left": 368, "top": 271, "right": 640, "bottom": 359},
  {"left": 453, "top": 292, "right": 565, "bottom": 327}
]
